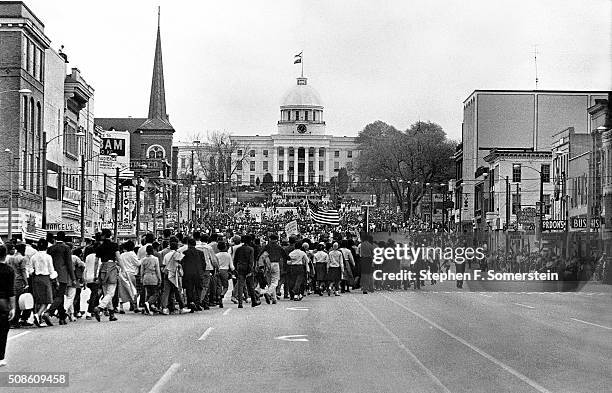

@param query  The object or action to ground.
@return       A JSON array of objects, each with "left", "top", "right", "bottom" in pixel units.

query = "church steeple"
[{"left": 148, "top": 6, "right": 168, "bottom": 121}]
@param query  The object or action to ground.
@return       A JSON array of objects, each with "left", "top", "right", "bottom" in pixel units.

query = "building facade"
[
  {"left": 453, "top": 90, "right": 608, "bottom": 231},
  {"left": 175, "top": 75, "right": 359, "bottom": 187},
  {"left": 0, "top": 1, "right": 49, "bottom": 238}
]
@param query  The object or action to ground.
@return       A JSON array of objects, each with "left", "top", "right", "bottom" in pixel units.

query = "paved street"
[{"left": 5, "top": 280, "right": 611, "bottom": 393}]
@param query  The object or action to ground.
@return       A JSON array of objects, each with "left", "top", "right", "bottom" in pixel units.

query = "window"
[
  {"left": 64, "top": 123, "right": 78, "bottom": 157},
  {"left": 250, "top": 161, "right": 255, "bottom": 171},
  {"left": 236, "top": 174, "right": 242, "bottom": 184},
  {"left": 512, "top": 194, "right": 521, "bottom": 214},
  {"left": 319, "top": 175, "right": 324, "bottom": 184},
  {"left": 308, "top": 161, "right": 314, "bottom": 171},
  {"left": 347, "top": 150, "right": 353, "bottom": 158},
  {"left": 319, "top": 161, "right": 324, "bottom": 171},
  {"left": 279, "top": 160, "right": 284, "bottom": 171},
  {"left": 308, "top": 148, "right": 314, "bottom": 157},
  {"left": 334, "top": 162, "right": 339, "bottom": 170},
  {"left": 278, "top": 147, "right": 284, "bottom": 156},
  {"left": 294, "top": 110, "right": 299, "bottom": 120},
  {"left": 263, "top": 150, "right": 268, "bottom": 157},
  {"left": 512, "top": 164, "right": 521, "bottom": 182},
  {"left": 147, "top": 145, "right": 165, "bottom": 159},
  {"left": 319, "top": 148, "right": 325, "bottom": 157},
  {"left": 237, "top": 149, "right": 243, "bottom": 156},
  {"left": 278, "top": 174, "right": 284, "bottom": 182},
  {"left": 180, "top": 157, "right": 186, "bottom": 169},
  {"left": 305, "top": 111, "right": 309, "bottom": 121},
  {"left": 263, "top": 161, "right": 268, "bottom": 171},
  {"left": 289, "top": 148, "right": 294, "bottom": 157},
  {"left": 542, "top": 194, "right": 551, "bottom": 215},
  {"left": 541, "top": 164, "right": 550, "bottom": 183},
  {"left": 236, "top": 161, "right": 242, "bottom": 170},
  {"left": 250, "top": 175, "right": 255, "bottom": 185},
  {"left": 334, "top": 150, "right": 340, "bottom": 158},
  {"left": 249, "top": 150, "right": 255, "bottom": 157}
]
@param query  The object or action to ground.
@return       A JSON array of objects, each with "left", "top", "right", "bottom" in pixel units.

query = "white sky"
[{"left": 27, "top": 0, "right": 612, "bottom": 142}]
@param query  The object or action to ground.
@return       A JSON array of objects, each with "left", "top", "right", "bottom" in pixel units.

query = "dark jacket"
[
  {"left": 48, "top": 241, "right": 75, "bottom": 284},
  {"left": 181, "top": 247, "right": 207, "bottom": 279},
  {"left": 234, "top": 244, "right": 255, "bottom": 275},
  {"left": 261, "top": 241, "right": 288, "bottom": 264}
]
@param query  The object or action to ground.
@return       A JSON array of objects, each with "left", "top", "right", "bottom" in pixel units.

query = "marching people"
[
  {"left": 313, "top": 243, "right": 329, "bottom": 295},
  {"left": 286, "top": 241, "right": 309, "bottom": 301},
  {"left": 259, "top": 233, "right": 286, "bottom": 304},
  {"left": 161, "top": 239, "right": 190, "bottom": 314},
  {"left": 357, "top": 233, "right": 375, "bottom": 294},
  {"left": 47, "top": 231, "right": 76, "bottom": 325},
  {"left": 214, "top": 241, "right": 234, "bottom": 308},
  {"left": 93, "top": 229, "right": 122, "bottom": 322},
  {"left": 30, "top": 238, "right": 56, "bottom": 327},
  {"left": 233, "top": 234, "right": 259, "bottom": 308},
  {"left": 339, "top": 240, "right": 355, "bottom": 293},
  {"left": 140, "top": 245, "right": 162, "bottom": 315},
  {"left": 0, "top": 245, "right": 16, "bottom": 367},
  {"left": 181, "top": 237, "right": 206, "bottom": 312},
  {"left": 7, "top": 244, "right": 30, "bottom": 327},
  {"left": 327, "top": 243, "right": 344, "bottom": 296}
]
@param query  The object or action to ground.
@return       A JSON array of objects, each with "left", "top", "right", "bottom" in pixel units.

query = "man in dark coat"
[
  {"left": 233, "top": 235, "right": 259, "bottom": 308},
  {"left": 46, "top": 231, "right": 76, "bottom": 324},
  {"left": 180, "top": 237, "right": 206, "bottom": 312}
]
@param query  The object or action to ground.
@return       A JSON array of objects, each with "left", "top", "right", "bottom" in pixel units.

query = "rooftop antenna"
[{"left": 533, "top": 44, "right": 539, "bottom": 90}]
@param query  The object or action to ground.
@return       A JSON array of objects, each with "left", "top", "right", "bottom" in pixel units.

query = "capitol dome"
[{"left": 280, "top": 77, "right": 323, "bottom": 108}]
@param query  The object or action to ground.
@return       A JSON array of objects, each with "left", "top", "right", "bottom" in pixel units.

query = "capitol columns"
[
  {"left": 293, "top": 147, "right": 299, "bottom": 184},
  {"left": 283, "top": 146, "right": 289, "bottom": 183},
  {"left": 271, "top": 147, "right": 277, "bottom": 181},
  {"left": 314, "top": 146, "right": 319, "bottom": 184}
]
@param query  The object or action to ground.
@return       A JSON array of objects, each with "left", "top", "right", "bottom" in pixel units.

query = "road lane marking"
[
  {"left": 7, "top": 331, "right": 31, "bottom": 341},
  {"left": 382, "top": 294, "right": 552, "bottom": 393},
  {"left": 222, "top": 308, "right": 232, "bottom": 316},
  {"left": 148, "top": 362, "right": 180, "bottom": 393},
  {"left": 275, "top": 335, "right": 309, "bottom": 342},
  {"left": 286, "top": 307, "right": 309, "bottom": 311},
  {"left": 570, "top": 318, "right": 612, "bottom": 330},
  {"left": 198, "top": 327, "right": 215, "bottom": 341},
  {"left": 513, "top": 302, "right": 535, "bottom": 309},
  {"left": 480, "top": 293, "right": 493, "bottom": 298},
  {"left": 353, "top": 297, "right": 451, "bottom": 393}
]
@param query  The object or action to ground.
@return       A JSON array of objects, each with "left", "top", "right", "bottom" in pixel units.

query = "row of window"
[
  {"left": 280, "top": 109, "right": 322, "bottom": 122},
  {"left": 236, "top": 160, "right": 353, "bottom": 172},
  {"left": 235, "top": 174, "right": 327, "bottom": 185},
  {"left": 23, "top": 36, "right": 44, "bottom": 83},
  {"left": 21, "top": 97, "right": 43, "bottom": 193},
  {"left": 237, "top": 148, "right": 353, "bottom": 159},
  {"left": 510, "top": 164, "right": 550, "bottom": 183}
]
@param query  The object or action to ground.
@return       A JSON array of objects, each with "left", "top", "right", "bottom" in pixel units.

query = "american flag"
[{"left": 307, "top": 200, "right": 340, "bottom": 226}]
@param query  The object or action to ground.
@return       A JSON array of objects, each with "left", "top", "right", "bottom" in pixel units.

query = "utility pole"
[
  {"left": 42, "top": 131, "right": 47, "bottom": 229},
  {"left": 80, "top": 154, "right": 86, "bottom": 245},
  {"left": 113, "top": 166, "right": 119, "bottom": 241},
  {"left": 135, "top": 174, "right": 141, "bottom": 241}
]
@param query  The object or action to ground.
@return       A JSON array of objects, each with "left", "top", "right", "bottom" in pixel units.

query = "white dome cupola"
[{"left": 278, "top": 77, "right": 326, "bottom": 136}]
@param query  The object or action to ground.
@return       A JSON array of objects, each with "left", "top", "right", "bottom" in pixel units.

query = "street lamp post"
[{"left": 113, "top": 165, "right": 120, "bottom": 241}]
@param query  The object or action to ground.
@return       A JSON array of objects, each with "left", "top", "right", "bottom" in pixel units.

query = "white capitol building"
[{"left": 175, "top": 75, "right": 359, "bottom": 185}]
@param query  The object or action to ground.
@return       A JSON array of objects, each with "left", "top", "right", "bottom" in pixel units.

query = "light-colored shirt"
[
  {"left": 328, "top": 250, "right": 344, "bottom": 269},
  {"left": 137, "top": 243, "right": 153, "bottom": 261},
  {"left": 31, "top": 251, "right": 57, "bottom": 279},
  {"left": 313, "top": 250, "right": 329, "bottom": 264},
  {"left": 288, "top": 249, "right": 309, "bottom": 266},
  {"left": 120, "top": 251, "right": 141, "bottom": 276},
  {"left": 140, "top": 255, "right": 161, "bottom": 286},
  {"left": 84, "top": 253, "right": 99, "bottom": 283},
  {"left": 216, "top": 251, "right": 234, "bottom": 271}
]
